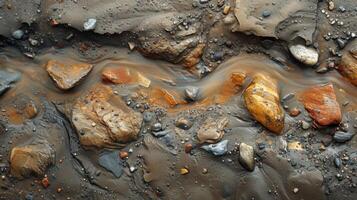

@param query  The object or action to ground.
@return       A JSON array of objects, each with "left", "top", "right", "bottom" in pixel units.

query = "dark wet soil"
[{"left": 0, "top": 0, "right": 357, "bottom": 200}]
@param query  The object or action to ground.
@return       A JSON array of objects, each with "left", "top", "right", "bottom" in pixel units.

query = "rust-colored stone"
[
  {"left": 289, "top": 108, "right": 301, "bottom": 117},
  {"left": 184, "top": 143, "right": 193, "bottom": 153},
  {"left": 182, "top": 43, "right": 205, "bottom": 68},
  {"left": 41, "top": 176, "right": 50, "bottom": 188},
  {"left": 102, "top": 67, "right": 132, "bottom": 84},
  {"left": 300, "top": 84, "right": 341, "bottom": 126},
  {"left": 119, "top": 151, "right": 129, "bottom": 159}
]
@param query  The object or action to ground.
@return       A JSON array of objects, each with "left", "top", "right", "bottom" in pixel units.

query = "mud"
[{"left": 0, "top": 0, "right": 357, "bottom": 200}]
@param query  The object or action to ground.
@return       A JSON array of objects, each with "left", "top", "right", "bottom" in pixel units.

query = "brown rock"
[
  {"left": 244, "top": 74, "right": 285, "bottom": 134},
  {"left": 300, "top": 84, "right": 341, "bottom": 126},
  {"left": 72, "top": 85, "right": 143, "bottom": 149},
  {"left": 182, "top": 43, "right": 205, "bottom": 68},
  {"left": 119, "top": 151, "right": 129, "bottom": 159},
  {"left": 46, "top": 60, "right": 93, "bottom": 90},
  {"left": 10, "top": 140, "right": 55, "bottom": 178},
  {"left": 41, "top": 176, "right": 50, "bottom": 188},
  {"left": 197, "top": 117, "right": 228, "bottom": 143},
  {"left": 289, "top": 108, "right": 301, "bottom": 117},
  {"left": 338, "top": 47, "right": 357, "bottom": 86},
  {"left": 184, "top": 143, "right": 193, "bottom": 153}
]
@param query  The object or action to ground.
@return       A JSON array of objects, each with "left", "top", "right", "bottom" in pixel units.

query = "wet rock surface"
[
  {"left": 0, "top": 0, "right": 356, "bottom": 199},
  {"left": 46, "top": 60, "right": 93, "bottom": 90},
  {"left": 300, "top": 83, "right": 342, "bottom": 126},
  {"left": 10, "top": 139, "right": 55, "bottom": 178},
  {"left": 244, "top": 74, "right": 285, "bottom": 134}
]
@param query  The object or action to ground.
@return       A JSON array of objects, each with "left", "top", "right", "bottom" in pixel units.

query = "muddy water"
[{"left": 0, "top": 46, "right": 356, "bottom": 200}]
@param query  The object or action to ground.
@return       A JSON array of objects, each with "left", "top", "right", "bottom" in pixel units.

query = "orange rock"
[
  {"left": 338, "top": 47, "right": 357, "bottom": 86},
  {"left": 244, "top": 74, "right": 284, "bottom": 134},
  {"left": 41, "top": 176, "right": 50, "bottom": 188},
  {"left": 300, "top": 84, "right": 341, "bottom": 126},
  {"left": 289, "top": 108, "right": 301, "bottom": 117},
  {"left": 119, "top": 151, "right": 129, "bottom": 159},
  {"left": 46, "top": 60, "right": 93, "bottom": 90},
  {"left": 102, "top": 67, "right": 132, "bottom": 84},
  {"left": 230, "top": 72, "right": 246, "bottom": 86},
  {"left": 184, "top": 143, "right": 193, "bottom": 153}
]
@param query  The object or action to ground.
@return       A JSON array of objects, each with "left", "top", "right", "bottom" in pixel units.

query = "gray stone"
[
  {"left": 152, "top": 123, "right": 162, "bottom": 132},
  {"left": 83, "top": 18, "right": 97, "bottom": 31},
  {"left": 333, "top": 131, "right": 354, "bottom": 143},
  {"left": 152, "top": 129, "right": 170, "bottom": 137},
  {"left": 184, "top": 86, "right": 200, "bottom": 101},
  {"left": 0, "top": 69, "right": 20, "bottom": 96},
  {"left": 12, "top": 30, "right": 24, "bottom": 39},
  {"left": 262, "top": 10, "right": 271, "bottom": 18},
  {"left": 98, "top": 151, "right": 123, "bottom": 178},
  {"left": 201, "top": 140, "right": 228, "bottom": 156},
  {"left": 238, "top": 143, "right": 255, "bottom": 171}
]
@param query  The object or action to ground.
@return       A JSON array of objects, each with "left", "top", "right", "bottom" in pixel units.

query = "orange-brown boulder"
[{"left": 300, "top": 84, "right": 341, "bottom": 126}]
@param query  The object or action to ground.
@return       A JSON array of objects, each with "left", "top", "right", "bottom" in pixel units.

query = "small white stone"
[
  {"left": 83, "top": 18, "right": 97, "bottom": 31},
  {"left": 129, "top": 166, "right": 137, "bottom": 173},
  {"left": 289, "top": 44, "right": 319, "bottom": 66},
  {"left": 293, "top": 187, "right": 299, "bottom": 193}
]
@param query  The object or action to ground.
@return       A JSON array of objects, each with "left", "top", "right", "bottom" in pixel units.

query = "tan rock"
[
  {"left": 46, "top": 60, "right": 93, "bottom": 90},
  {"left": 300, "top": 84, "right": 341, "bottom": 126},
  {"left": 338, "top": 47, "right": 357, "bottom": 86},
  {"left": 197, "top": 117, "right": 229, "bottom": 143},
  {"left": 10, "top": 140, "right": 55, "bottom": 178},
  {"left": 72, "top": 86, "right": 143, "bottom": 149},
  {"left": 244, "top": 74, "right": 284, "bottom": 134}
]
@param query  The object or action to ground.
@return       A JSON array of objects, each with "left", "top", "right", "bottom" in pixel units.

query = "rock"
[
  {"left": 333, "top": 131, "right": 354, "bottom": 143},
  {"left": 46, "top": 60, "right": 93, "bottom": 90},
  {"left": 0, "top": 69, "right": 21, "bottom": 96},
  {"left": 10, "top": 140, "right": 55, "bottom": 178},
  {"left": 175, "top": 117, "right": 193, "bottom": 130},
  {"left": 238, "top": 143, "right": 255, "bottom": 172},
  {"left": 289, "top": 44, "right": 319, "bottom": 66},
  {"left": 152, "top": 123, "right": 162, "bottom": 132},
  {"left": 334, "top": 157, "right": 341, "bottom": 168},
  {"left": 262, "top": 10, "right": 271, "bottom": 18},
  {"left": 184, "top": 86, "right": 200, "bottom": 101},
  {"left": 152, "top": 130, "right": 170, "bottom": 138},
  {"left": 184, "top": 143, "right": 193, "bottom": 153},
  {"left": 83, "top": 18, "right": 97, "bottom": 31},
  {"left": 98, "top": 151, "right": 123, "bottom": 178},
  {"left": 197, "top": 117, "right": 228, "bottom": 143},
  {"left": 301, "top": 120, "right": 311, "bottom": 130},
  {"left": 182, "top": 43, "right": 205, "bottom": 68},
  {"left": 180, "top": 168, "right": 189, "bottom": 175},
  {"left": 201, "top": 140, "right": 228, "bottom": 156},
  {"left": 12, "top": 30, "right": 24, "bottom": 39},
  {"left": 72, "top": 86, "right": 143, "bottom": 148},
  {"left": 102, "top": 67, "right": 132, "bottom": 84},
  {"left": 244, "top": 74, "right": 285, "bottom": 134},
  {"left": 338, "top": 46, "right": 357, "bottom": 86},
  {"left": 336, "top": 38, "right": 346, "bottom": 49},
  {"left": 300, "top": 84, "right": 341, "bottom": 126}
]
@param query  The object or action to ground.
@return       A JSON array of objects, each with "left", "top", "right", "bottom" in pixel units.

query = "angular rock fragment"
[
  {"left": 300, "top": 84, "right": 341, "bottom": 126},
  {"left": 338, "top": 44, "right": 357, "bottom": 86},
  {"left": 197, "top": 117, "right": 228, "bottom": 143},
  {"left": 244, "top": 74, "right": 285, "bottom": 134},
  {"left": 201, "top": 140, "right": 228, "bottom": 156},
  {"left": 0, "top": 69, "right": 21, "bottom": 96},
  {"left": 238, "top": 143, "right": 255, "bottom": 172},
  {"left": 72, "top": 86, "right": 143, "bottom": 148},
  {"left": 10, "top": 140, "right": 55, "bottom": 178},
  {"left": 289, "top": 44, "right": 319, "bottom": 66},
  {"left": 46, "top": 60, "right": 93, "bottom": 90}
]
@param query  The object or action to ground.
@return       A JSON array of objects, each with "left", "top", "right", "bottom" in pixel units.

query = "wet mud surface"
[{"left": 0, "top": 0, "right": 357, "bottom": 200}]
